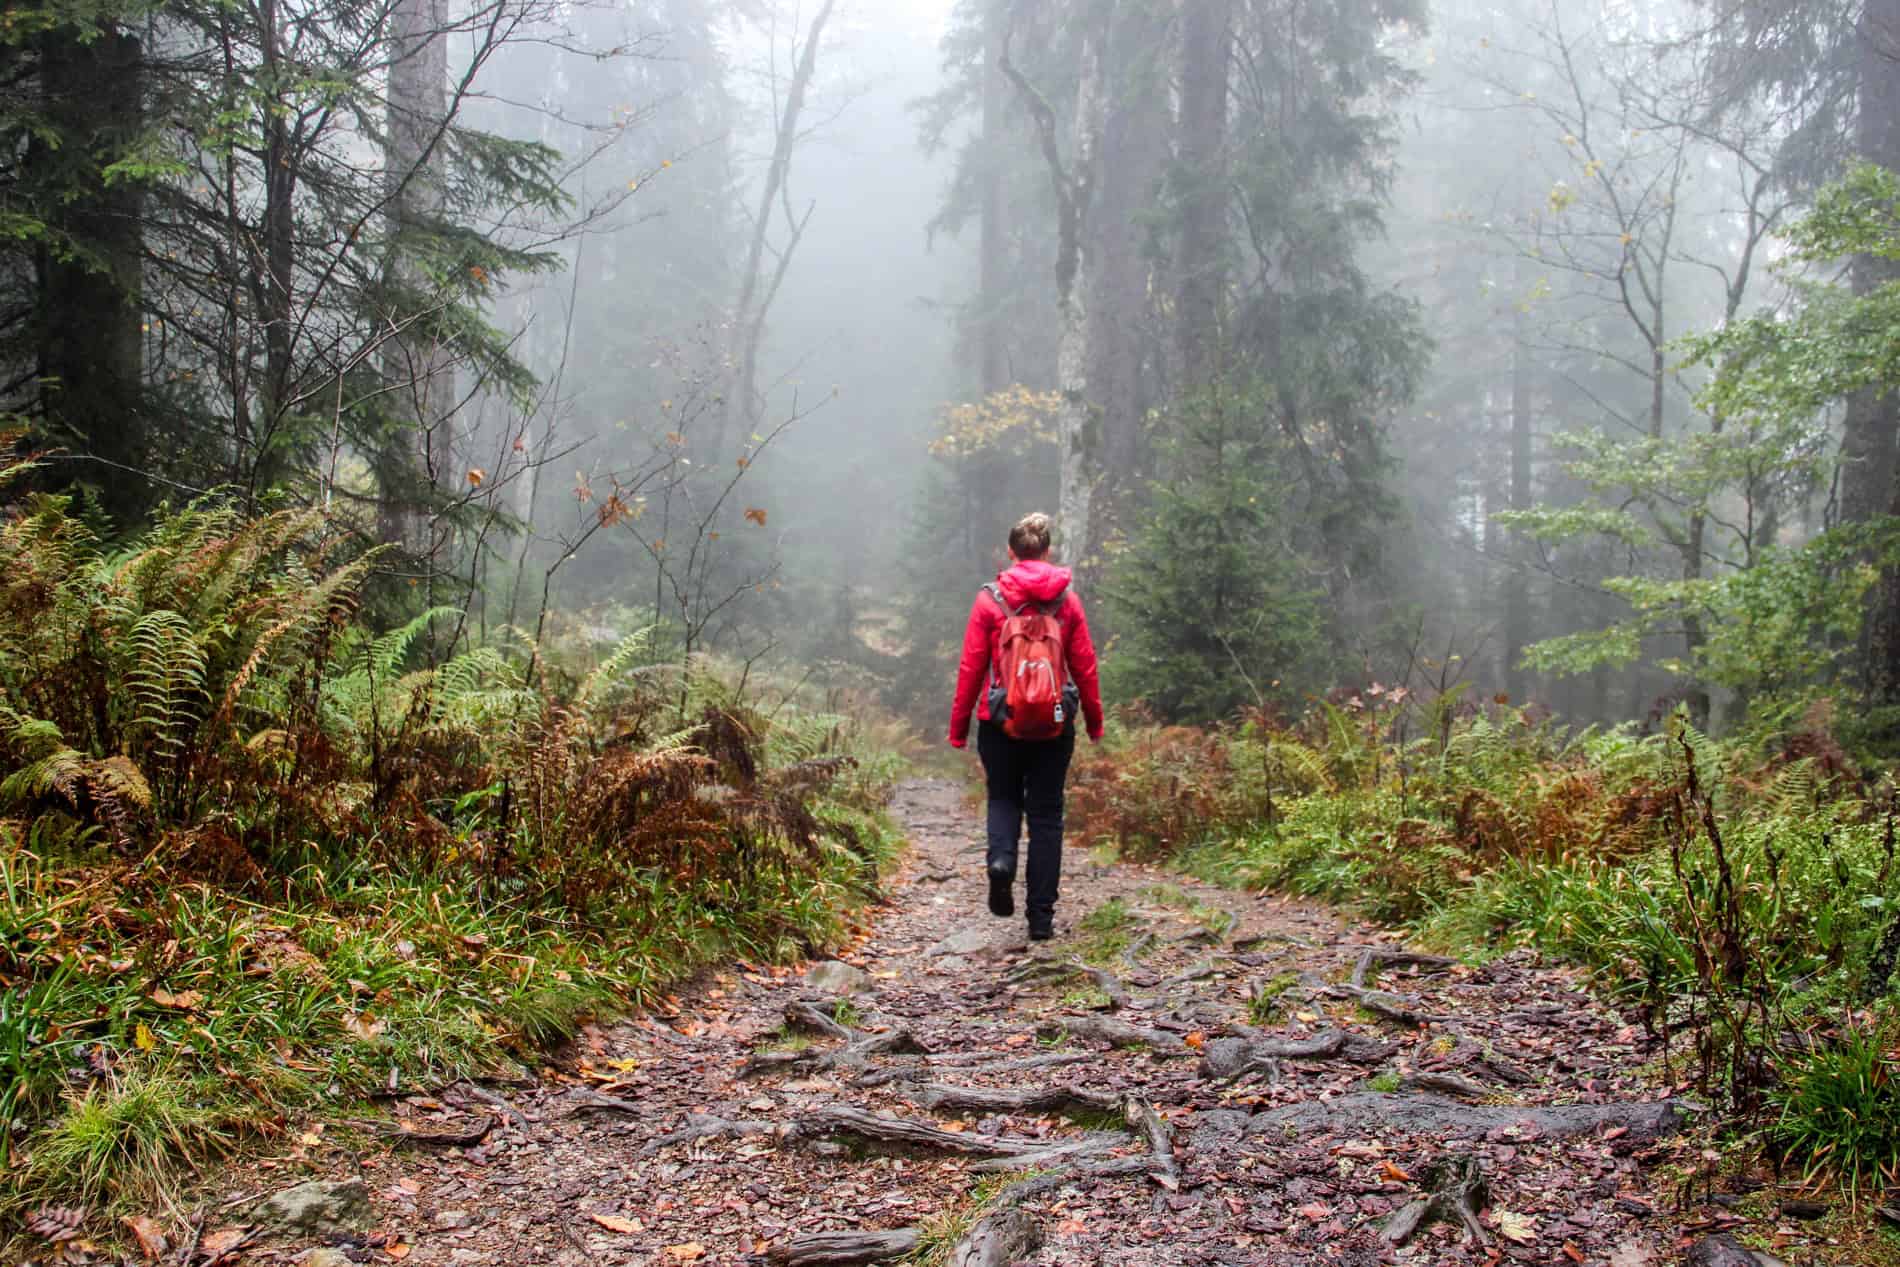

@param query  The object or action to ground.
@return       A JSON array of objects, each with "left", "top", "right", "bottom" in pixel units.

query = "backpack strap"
[
  {"left": 1041, "top": 587, "right": 1070, "bottom": 617},
  {"left": 982, "top": 582, "right": 1020, "bottom": 617}
]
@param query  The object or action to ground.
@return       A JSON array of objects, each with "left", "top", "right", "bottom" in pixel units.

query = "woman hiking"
[{"left": 948, "top": 512, "right": 1104, "bottom": 940}]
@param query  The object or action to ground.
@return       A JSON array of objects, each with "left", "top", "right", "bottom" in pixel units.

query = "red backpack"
[{"left": 985, "top": 583, "right": 1071, "bottom": 741}]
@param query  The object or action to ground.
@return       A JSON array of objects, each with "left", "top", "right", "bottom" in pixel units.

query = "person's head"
[{"left": 1008, "top": 511, "right": 1054, "bottom": 562}]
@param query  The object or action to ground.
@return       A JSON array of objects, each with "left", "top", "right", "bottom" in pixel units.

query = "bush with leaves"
[
  {"left": 0, "top": 464, "right": 901, "bottom": 1225},
  {"left": 1073, "top": 691, "right": 1900, "bottom": 1191}
]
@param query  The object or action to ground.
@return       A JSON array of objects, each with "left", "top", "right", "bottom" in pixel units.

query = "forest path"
[{"left": 276, "top": 778, "right": 1691, "bottom": 1267}]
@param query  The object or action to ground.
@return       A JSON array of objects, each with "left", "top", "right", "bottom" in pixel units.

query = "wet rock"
[
  {"left": 928, "top": 926, "right": 991, "bottom": 958},
  {"left": 299, "top": 1251, "right": 353, "bottom": 1267},
  {"left": 804, "top": 959, "right": 869, "bottom": 994},
  {"left": 1686, "top": 1233, "right": 1786, "bottom": 1266},
  {"left": 433, "top": 1209, "right": 477, "bottom": 1230},
  {"left": 259, "top": 1179, "right": 371, "bottom": 1238}
]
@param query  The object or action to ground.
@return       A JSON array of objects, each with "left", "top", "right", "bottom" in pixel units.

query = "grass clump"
[
  {"left": 1769, "top": 1024, "right": 1900, "bottom": 1197},
  {"left": 1074, "top": 897, "right": 1138, "bottom": 965},
  {"left": 1246, "top": 972, "right": 1299, "bottom": 1026}
]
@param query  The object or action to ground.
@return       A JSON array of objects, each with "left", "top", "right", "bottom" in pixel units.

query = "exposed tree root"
[
  {"left": 1350, "top": 947, "right": 1458, "bottom": 990},
  {"left": 1046, "top": 1015, "right": 1191, "bottom": 1055},
  {"left": 1381, "top": 1154, "right": 1488, "bottom": 1246},
  {"left": 946, "top": 1207, "right": 1041, "bottom": 1267},
  {"left": 557, "top": 1087, "right": 642, "bottom": 1116},
  {"left": 798, "top": 1105, "right": 1072, "bottom": 1160},
  {"left": 1322, "top": 981, "right": 1448, "bottom": 1027},
  {"left": 914, "top": 1082, "right": 1122, "bottom": 1115},
  {"left": 786, "top": 1001, "right": 855, "bottom": 1041},
  {"left": 1192, "top": 1092, "right": 1686, "bottom": 1147},
  {"left": 1123, "top": 1096, "right": 1179, "bottom": 1188},
  {"left": 765, "top": 1229, "right": 922, "bottom": 1266},
  {"left": 1400, "top": 1071, "right": 1489, "bottom": 1100},
  {"left": 640, "top": 1112, "right": 781, "bottom": 1157},
  {"left": 1006, "top": 959, "right": 1131, "bottom": 1010},
  {"left": 376, "top": 1115, "right": 495, "bottom": 1148}
]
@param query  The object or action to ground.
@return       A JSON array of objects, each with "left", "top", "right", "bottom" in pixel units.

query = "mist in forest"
[{"left": 11, "top": 0, "right": 1900, "bottom": 735}]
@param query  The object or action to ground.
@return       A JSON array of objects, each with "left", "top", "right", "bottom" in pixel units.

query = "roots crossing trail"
[{"left": 255, "top": 779, "right": 1693, "bottom": 1266}]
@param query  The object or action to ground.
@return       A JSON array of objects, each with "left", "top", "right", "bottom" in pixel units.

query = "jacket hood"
[{"left": 997, "top": 559, "right": 1072, "bottom": 608}]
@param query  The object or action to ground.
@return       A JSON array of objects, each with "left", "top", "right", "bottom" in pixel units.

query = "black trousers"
[{"left": 976, "top": 721, "right": 1076, "bottom": 928}]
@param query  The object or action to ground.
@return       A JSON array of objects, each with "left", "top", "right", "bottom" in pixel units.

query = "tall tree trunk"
[
  {"left": 978, "top": 0, "right": 1010, "bottom": 398},
  {"left": 35, "top": 27, "right": 145, "bottom": 529},
  {"left": 252, "top": 0, "right": 297, "bottom": 501},
  {"left": 380, "top": 0, "right": 452, "bottom": 562},
  {"left": 1057, "top": 33, "right": 1105, "bottom": 582},
  {"left": 1001, "top": 15, "right": 1105, "bottom": 585},
  {"left": 1084, "top": 1, "right": 1169, "bottom": 572},
  {"left": 721, "top": 0, "right": 835, "bottom": 458},
  {"left": 1174, "top": 0, "right": 1233, "bottom": 390},
  {"left": 1855, "top": 0, "right": 1900, "bottom": 705},
  {"left": 1504, "top": 314, "right": 1532, "bottom": 704}
]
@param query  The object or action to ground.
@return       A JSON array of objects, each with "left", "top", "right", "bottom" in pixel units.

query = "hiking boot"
[
  {"left": 987, "top": 870, "right": 1015, "bottom": 918},
  {"left": 1027, "top": 922, "right": 1054, "bottom": 942}
]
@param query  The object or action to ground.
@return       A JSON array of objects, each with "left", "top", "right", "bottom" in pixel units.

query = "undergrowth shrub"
[
  {"left": 0, "top": 473, "right": 903, "bottom": 1222},
  {"left": 1075, "top": 688, "right": 1900, "bottom": 1193}
]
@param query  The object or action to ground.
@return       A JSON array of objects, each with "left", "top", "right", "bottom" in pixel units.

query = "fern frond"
[
  {"left": 575, "top": 625, "right": 660, "bottom": 712},
  {"left": 123, "top": 611, "right": 208, "bottom": 761}
]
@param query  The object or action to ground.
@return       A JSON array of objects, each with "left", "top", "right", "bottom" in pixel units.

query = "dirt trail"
[{"left": 250, "top": 779, "right": 1692, "bottom": 1266}]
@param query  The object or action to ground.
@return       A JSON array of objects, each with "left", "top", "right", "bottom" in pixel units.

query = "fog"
[{"left": 17, "top": 0, "right": 1893, "bottom": 729}]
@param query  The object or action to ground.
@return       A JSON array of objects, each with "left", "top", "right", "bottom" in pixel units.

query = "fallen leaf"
[
  {"left": 1491, "top": 1208, "right": 1537, "bottom": 1244},
  {"left": 1184, "top": 1031, "right": 1207, "bottom": 1050},
  {"left": 1296, "top": 1202, "right": 1333, "bottom": 1221},
  {"left": 589, "top": 1213, "right": 644, "bottom": 1234},
  {"left": 344, "top": 1012, "right": 386, "bottom": 1040},
  {"left": 149, "top": 987, "right": 203, "bottom": 1010},
  {"left": 134, "top": 1022, "right": 157, "bottom": 1051},
  {"left": 1378, "top": 1160, "right": 1412, "bottom": 1182},
  {"left": 123, "top": 1214, "right": 167, "bottom": 1260},
  {"left": 1564, "top": 1242, "right": 1586, "bottom": 1263},
  {"left": 664, "top": 1244, "right": 707, "bottom": 1262},
  {"left": 1054, "top": 1218, "right": 1088, "bottom": 1236},
  {"left": 744, "top": 507, "right": 768, "bottom": 527},
  {"left": 197, "top": 1225, "right": 256, "bottom": 1263},
  {"left": 385, "top": 1244, "right": 412, "bottom": 1260}
]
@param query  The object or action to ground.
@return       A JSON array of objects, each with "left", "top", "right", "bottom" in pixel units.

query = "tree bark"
[
  {"left": 978, "top": 0, "right": 1010, "bottom": 397},
  {"left": 34, "top": 27, "right": 146, "bottom": 528},
  {"left": 1084, "top": 3, "right": 1170, "bottom": 571},
  {"left": 380, "top": 0, "right": 453, "bottom": 561},
  {"left": 1855, "top": 0, "right": 1900, "bottom": 706},
  {"left": 1000, "top": 15, "right": 1105, "bottom": 584},
  {"left": 1504, "top": 304, "right": 1532, "bottom": 703},
  {"left": 1057, "top": 32, "right": 1105, "bottom": 582},
  {"left": 1174, "top": 0, "right": 1234, "bottom": 390}
]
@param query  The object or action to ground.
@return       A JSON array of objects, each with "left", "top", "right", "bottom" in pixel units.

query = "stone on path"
[
  {"left": 260, "top": 1179, "right": 370, "bottom": 1237},
  {"left": 803, "top": 959, "right": 869, "bottom": 994},
  {"left": 928, "top": 926, "right": 992, "bottom": 958}
]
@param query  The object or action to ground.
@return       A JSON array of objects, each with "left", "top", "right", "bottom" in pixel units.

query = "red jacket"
[{"left": 948, "top": 559, "right": 1104, "bottom": 747}]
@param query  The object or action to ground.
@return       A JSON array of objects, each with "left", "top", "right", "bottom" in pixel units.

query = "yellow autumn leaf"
[{"left": 134, "top": 1022, "right": 157, "bottom": 1051}]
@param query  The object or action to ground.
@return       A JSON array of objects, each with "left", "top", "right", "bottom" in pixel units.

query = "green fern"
[
  {"left": 575, "top": 626, "right": 659, "bottom": 711},
  {"left": 122, "top": 611, "right": 208, "bottom": 763}
]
